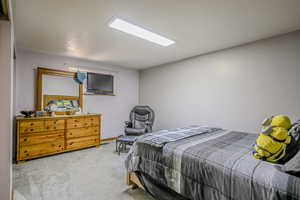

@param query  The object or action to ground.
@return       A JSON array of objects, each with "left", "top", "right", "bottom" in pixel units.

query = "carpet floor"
[{"left": 13, "top": 141, "right": 154, "bottom": 200}]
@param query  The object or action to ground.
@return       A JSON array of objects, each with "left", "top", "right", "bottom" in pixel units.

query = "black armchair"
[{"left": 124, "top": 105, "right": 155, "bottom": 136}]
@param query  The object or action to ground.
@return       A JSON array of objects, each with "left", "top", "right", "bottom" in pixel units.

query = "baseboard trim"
[{"left": 101, "top": 137, "right": 117, "bottom": 142}]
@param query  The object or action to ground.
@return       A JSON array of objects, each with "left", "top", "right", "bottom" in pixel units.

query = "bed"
[{"left": 125, "top": 126, "right": 300, "bottom": 200}]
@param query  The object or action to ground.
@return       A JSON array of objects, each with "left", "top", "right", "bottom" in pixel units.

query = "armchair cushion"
[
  {"left": 125, "top": 127, "right": 146, "bottom": 136},
  {"left": 134, "top": 120, "right": 147, "bottom": 129}
]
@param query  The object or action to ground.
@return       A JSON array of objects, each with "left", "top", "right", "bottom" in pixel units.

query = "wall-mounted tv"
[{"left": 86, "top": 72, "right": 114, "bottom": 95}]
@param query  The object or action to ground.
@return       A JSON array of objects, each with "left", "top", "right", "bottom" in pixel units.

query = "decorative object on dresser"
[
  {"left": 20, "top": 110, "right": 35, "bottom": 118},
  {"left": 16, "top": 114, "right": 101, "bottom": 163}
]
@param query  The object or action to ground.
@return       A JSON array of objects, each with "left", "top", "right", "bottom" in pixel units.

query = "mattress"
[{"left": 125, "top": 127, "right": 300, "bottom": 200}]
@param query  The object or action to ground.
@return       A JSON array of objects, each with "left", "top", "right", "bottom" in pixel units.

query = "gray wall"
[
  {"left": 0, "top": 20, "right": 13, "bottom": 200},
  {"left": 15, "top": 49, "right": 139, "bottom": 138},
  {"left": 140, "top": 31, "right": 300, "bottom": 133}
]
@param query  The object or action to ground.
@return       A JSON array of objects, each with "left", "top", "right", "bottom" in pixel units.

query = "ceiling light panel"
[{"left": 109, "top": 18, "right": 175, "bottom": 47}]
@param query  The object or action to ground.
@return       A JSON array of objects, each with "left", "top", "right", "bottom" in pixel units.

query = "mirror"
[{"left": 36, "top": 67, "right": 83, "bottom": 113}]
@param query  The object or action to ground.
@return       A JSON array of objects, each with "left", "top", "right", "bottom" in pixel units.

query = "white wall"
[
  {"left": 15, "top": 49, "right": 139, "bottom": 138},
  {"left": 0, "top": 20, "right": 13, "bottom": 200},
  {"left": 140, "top": 31, "right": 300, "bottom": 133}
]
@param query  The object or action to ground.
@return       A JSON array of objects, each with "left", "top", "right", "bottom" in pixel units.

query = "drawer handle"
[
  {"left": 74, "top": 125, "right": 77, "bottom": 127},
  {"left": 30, "top": 129, "right": 34, "bottom": 131},
  {"left": 23, "top": 138, "right": 28, "bottom": 142},
  {"left": 59, "top": 145, "right": 61, "bottom": 147},
  {"left": 54, "top": 121, "right": 57, "bottom": 124},
  {"left": 46, "top": 126, "right": 50, "bottom": 129},
  {"left": 54, "top": 127, "right": 57, "bottom": 129},
  {"left": 24, "top": 150, "right": 28, "bottom": 153},
  {"left": 30, "top": 123, "right": 34, "bottom": 126}
]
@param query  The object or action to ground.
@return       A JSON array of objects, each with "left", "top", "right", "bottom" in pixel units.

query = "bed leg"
[
  {"left": 127, "top": 172, "right": 145, "bottom": 190},
  {"left": 131, "top": 184, "right": 139, "bottom": 190}
]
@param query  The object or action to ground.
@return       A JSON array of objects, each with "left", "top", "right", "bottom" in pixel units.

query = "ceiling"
[{"left": 14, "top": 0, "right": 300, "bottom": 69}]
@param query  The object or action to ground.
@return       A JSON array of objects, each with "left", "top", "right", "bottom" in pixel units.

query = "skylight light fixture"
[{"left": 109, "top": 18, "right": 175, "bottom": 47}]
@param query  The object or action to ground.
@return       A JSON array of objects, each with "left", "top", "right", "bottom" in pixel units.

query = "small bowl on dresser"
[{"left": 20, "top": 110, "right": 35, "bottom": 118}]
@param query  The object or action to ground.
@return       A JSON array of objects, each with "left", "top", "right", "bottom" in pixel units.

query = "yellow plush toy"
[{"left": 253, "top": 115, "right": 292, "bottom": 162}]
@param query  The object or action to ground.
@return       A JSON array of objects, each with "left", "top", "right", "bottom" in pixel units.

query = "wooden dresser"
[{"left": 16, "top": 114, "right": 101, "bottom": 163}]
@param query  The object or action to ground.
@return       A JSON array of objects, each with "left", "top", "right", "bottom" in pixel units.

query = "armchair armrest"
[
  {"left": 145, "top": 121, "right": 153, "bottom": 133},
  {"left": 125, "top": 121, "right": 133, "bottom": 128}
]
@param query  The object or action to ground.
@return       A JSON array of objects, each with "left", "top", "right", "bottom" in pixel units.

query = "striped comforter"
[{"left": 125, "top": 127, "right": 300, "bottom": 200}]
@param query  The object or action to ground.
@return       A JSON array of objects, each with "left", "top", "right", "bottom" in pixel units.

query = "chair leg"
[
  {"left": 118, "top": 142, "right": 123, "bottom": 155},
  {"left": 116, "top": 141, "right": 120, "bottom": 155},
  {"left": 117, "top": 143, "right": 120, "bottom": 155}
]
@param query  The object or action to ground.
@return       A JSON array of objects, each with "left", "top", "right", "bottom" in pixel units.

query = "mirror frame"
[{"left": 36, "top": 67, "right": 83, "bottom": 111}]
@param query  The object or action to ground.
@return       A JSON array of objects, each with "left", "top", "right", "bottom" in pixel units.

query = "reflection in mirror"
[
  {"left": 42, "top": 75, "right": 80, "bottom": 113},
  {"left": 43, "top": 95, "right": 80, "bottom": 113}
]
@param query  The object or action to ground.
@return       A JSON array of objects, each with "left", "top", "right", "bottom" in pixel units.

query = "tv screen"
[{"left": 87, "top": 73, "right": 114, "bottom": 95}]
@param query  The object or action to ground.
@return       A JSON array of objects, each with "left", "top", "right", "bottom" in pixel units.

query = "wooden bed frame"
[{"left": 127, "top": 172, "right": 145, "bottom": 190}]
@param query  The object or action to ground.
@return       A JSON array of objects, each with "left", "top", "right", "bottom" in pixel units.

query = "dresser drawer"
[
  {"left": 20, "top": 131, "right": 64, "bottom": 146},
  {"left": 20, "top": 124, "right": 44, "bottom": 134},
  {"left": 66, "top": 127, "right": 99, "bottom": 139},
  {"left": 20, "top": 129, "right": 63, "bottom": 137},
  {"left": 20, "top": 120, "right": 44, "bottom": 128},
  {"left": 66, "top": 118, "right": 85, "bottom": 129},
  {"left": 20, "top": 120, "right": 44, "bottom": 134},
  {"left": 19, "top": 140, "right": 64, "bottom": 160},
  {"left": 85, "top": 117, "right": 100, "bottom": 127},
  {"left": 66, "top": 135, "right": 99, "bottom": 150},
  {"left": 45, "top": 119, "right": 65, "bottom": 131}
]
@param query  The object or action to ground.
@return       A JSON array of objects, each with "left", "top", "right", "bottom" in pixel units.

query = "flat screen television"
[{"left": 86, "top": 73, "right": 114, "bottom": 95}]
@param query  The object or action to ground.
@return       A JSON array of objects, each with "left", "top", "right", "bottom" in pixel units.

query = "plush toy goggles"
[
  {"left": 261, "top": 116, "right": 276, "bottom": 136},
  {"left": 261, "top": 116, "right": 274, "bottom": 127}
]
